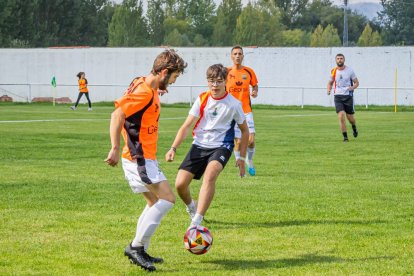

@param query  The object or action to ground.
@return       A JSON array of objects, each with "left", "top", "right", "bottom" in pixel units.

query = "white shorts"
[
  {"left": 234, "top": 112, "right": 255, "bottom": 139},
  {"left": 122, "top": 158, "right": 167, "bottom": 193}
]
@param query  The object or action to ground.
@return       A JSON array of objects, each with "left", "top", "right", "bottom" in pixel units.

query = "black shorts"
[
  {"left": 179, "top": 145, "right": 232, "bottom": 180},
  {"left": 334, "top": 95, "right": 355, "bottom": 114}
]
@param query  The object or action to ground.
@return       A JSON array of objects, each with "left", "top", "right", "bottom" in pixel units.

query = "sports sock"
[
  {"left": 132, "top": 199, "right": 174, "bottom": 247},
  {"left": 186, "top": 199, "right": 196, "bottom": 211},
  {"left": 134, "top": 205, "right": 150, "bottom": 250},
  {"left": 352, "top": 125, "right": 357, "bottom": 131},
  {"left": 342, "top": 132, "right": 348, "bottom": 139},
  {"left": 247, "top": 147, "right": 255, "bottom": 167},
  {"left": 234, "top": 151, "right": 240, "bottom": 160},
  {"left": 191, "top": 213, "right": 203, "bottom": 226}
]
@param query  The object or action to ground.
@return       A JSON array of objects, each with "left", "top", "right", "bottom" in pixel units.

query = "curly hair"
[{"left": 151, "top": 49, "right": 187, "bottom": 75}]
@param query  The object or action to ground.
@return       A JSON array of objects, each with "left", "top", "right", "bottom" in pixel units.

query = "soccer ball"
[{"left": 184, "top": 225, "right": 213, "bottom": 255}]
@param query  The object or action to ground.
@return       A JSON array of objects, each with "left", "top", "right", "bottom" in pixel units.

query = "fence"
[{"left": 1, "top": 83, "right": 413, "bottom": 107}]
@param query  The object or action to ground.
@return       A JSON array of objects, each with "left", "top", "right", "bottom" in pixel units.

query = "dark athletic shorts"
[
  {"left": 179, "top": 145, "right": 232, "bottom": 180},
  {"left": 334, "top": 95, "right": 355, "bottom": 114}
]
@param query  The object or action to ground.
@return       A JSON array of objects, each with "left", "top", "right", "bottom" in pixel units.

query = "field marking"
[
  {"left": 0, "top": 117, "right": 187, "bottom": 123},
  {"left": 0, "top": 111, "right": 402, "bottom": 124}
]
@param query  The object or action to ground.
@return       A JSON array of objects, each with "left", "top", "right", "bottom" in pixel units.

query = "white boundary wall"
[{"left": 0, "top": 47, "right": 413, "bottom": 106}]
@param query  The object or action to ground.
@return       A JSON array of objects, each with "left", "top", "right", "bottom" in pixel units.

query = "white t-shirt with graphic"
[
  {"left": 189, "top": 91, "right": 245, "bottom": 150},
  {"left": 330, "top": 66, "right": 357, "bottom": 96}
]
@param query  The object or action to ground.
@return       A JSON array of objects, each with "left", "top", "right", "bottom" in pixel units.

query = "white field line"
[
  {"left": 0, "top": 117, "right": 187, "bottom": 123},
  {"left": 0, "top": 111, "right": 400, "bottom": 123}
]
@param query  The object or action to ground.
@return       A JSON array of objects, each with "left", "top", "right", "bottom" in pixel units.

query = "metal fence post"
[
  {"left": 301, "top": 87, "right": 304, "bottom": 108},
  {"left": 366, "top": 88, "right": 369, "bottom": 109},
  {"left": 28, "top": 84, "right": 32, "bottom": 103}
]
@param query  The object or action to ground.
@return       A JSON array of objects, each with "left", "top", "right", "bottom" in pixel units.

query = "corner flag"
[{"left": 51, "top": 76, "right": 56, "bottom": 87}]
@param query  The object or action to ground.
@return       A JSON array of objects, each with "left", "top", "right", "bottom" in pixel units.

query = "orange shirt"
[
  {"left": 78, "top": 79, "right": 88, "bottom": 93},
  {"left": 115, "top": 77, "right": 160, "bottom": 160},
  {"left": 226, "top": 66, "right": 258, "bottom": 113}
]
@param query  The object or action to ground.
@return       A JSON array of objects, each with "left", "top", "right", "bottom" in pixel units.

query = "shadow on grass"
[
  {"left": 207, "top": 219, "right": 387, "bottom": 229},
  {"left": 206, "top": 254, "right": 393, "bottom": 270}
]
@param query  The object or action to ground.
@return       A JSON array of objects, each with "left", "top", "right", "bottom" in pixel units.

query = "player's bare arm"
[
  {"left": 165, "top": 115, "right": 198, "bottom": 162},
  {"left": 327, "top": 80, "right": 334, "bottom": 95},
  {"left": 251, "top": 85, "right": 259, "bottom": 98},
  {"left": 105, "top": 107, "right": 125, "bottom": 166},
  {"left": 348, "top": 78, "right": 359, "bottom": 91}
]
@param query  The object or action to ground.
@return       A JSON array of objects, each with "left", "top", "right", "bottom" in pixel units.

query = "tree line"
[{"left": 0, "top": 0, "right": 412, "bottom": 48}]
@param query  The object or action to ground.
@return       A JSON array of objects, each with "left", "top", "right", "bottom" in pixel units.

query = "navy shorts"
[
  {"left": 179, "top": 145, "right": 232, "bottom": 180},
  {"left": 334, "top": 95, "right": 355, "bottom": 114}
]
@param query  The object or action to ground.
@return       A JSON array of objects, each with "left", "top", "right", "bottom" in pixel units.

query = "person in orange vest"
[{"left": 71, "top": 72, "right": 92, "bottom": 111}]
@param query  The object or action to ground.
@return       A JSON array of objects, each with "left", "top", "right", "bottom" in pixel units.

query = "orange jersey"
[
  {"left": 78, "top": 78, "right": 88, "bottom": 93},
  {"left": 115, "top": 77, "right": 160, "bottom": 160},
  {"left": 226, "top": 66, "right": 258, "bottom": 113}
]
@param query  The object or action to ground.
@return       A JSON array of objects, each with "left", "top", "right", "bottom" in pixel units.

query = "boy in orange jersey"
[
  {"left": 105, "top": 49, "right": 187, "bottom": 272},
  {"left": 71, "top": 72, "right": 92, "bottom": 111},
  {"left": 226, "top": 45, "right": 259, "bottom": 176}
]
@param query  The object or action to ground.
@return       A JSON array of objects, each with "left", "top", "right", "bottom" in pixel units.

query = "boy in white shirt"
[{"left": 165, "top": 64, "right": 249, "bottom": 228}]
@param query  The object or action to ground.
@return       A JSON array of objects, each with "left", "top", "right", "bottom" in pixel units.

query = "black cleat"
[
  {"left": 343, "top": 138, "right": 349, "bottom": 142},
  {"left": 124, "top": 245, "right": 156, "bottom": 271},
  {"left": 353, "top": 129, "right": 358, "bottom": 138},
  {"left": 142, "top": 251, "right": 164, "bottom": 264}
]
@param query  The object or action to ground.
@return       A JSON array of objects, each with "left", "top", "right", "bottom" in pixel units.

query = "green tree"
[
  {"left": 271, "top": 0, "right": 309, "bottom": 28},
  {"left": 310, "top": 24, "right": 324, "bottom": 46},
  {"left": 282, "top": 29, "right": 310, "bottom": 46},
  {"left": 212, "top": 0, "right": 243, "bottom": 46},
  {"left": 321, "top": 24, "right": 341, "bottom": 46},
  {"left": 357, "top": 24, "right": 382, "bottom": 46},
  {"left": 164, "top": 28, "right": 184, "bottom": 46},
  {"left": 234, "top": 1, "right": 284, "bottom": 46},
  {"left": 108, "top": 0, "right": 149, "bottom": 47},
  {"left": 187, "top": 0, "right": 216, "bottom": 44},
  {"left": 147, "top": 0, "right": 165, "bottom": 46},
  {"left": 379, "top": 0, "right": 414, "bottom": 45}
]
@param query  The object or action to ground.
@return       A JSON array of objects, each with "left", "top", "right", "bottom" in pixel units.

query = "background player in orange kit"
[{"left": 226, "top": 45, "right": 259, "bottom": 176}]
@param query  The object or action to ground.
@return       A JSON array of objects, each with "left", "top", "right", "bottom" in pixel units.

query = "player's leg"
[
  {"left": 71, "top": 92, "right": 83, "bottom": 110},
  {"left": 344, "top": 97, "right": 358, "bottom": 138},
  {"left": 84, "top": 92, "right": 92, "bottom": 111},
  {"left": 334, "top": 96, "right": 348, "bottom": 141},
  {"left": 122, "top": 158, "right": 173, "bottom": 271},
  {"left": 192, "top": 160, "right": 223, "bottom": 226},
  {"left": 246, "top": 113, "right": 256, "bottom": 175},
  {"left": 191, "top": 148, "right": 230, "bottom": 226},
  {"left": 175, "top": 169, "right": 197, "bottom": 218}
]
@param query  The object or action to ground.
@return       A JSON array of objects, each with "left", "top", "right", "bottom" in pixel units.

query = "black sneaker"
[
  {"left": 343, "top": 138, "right": 349, "bottom": 142},
  {"left": 124, "top": 244, "right": 156, "bottom": 271},
  {"left": 353, "top": 129, "right": 358, "bottom": 138},
  {"left": 142, "top": 251, "right": 164, "bottom": 264}
]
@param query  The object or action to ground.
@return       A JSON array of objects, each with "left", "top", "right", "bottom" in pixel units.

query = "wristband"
[
  {"left": 238, "top": 157, "right": 246, "bottom": 161},
  {"left": 170, "top": 147, "right": 177, "bottom": 152}
]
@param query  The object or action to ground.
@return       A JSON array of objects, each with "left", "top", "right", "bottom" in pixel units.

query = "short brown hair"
[
  {"left": 336, "top": 53, "right": 345, "bottom": 58},
  {"left": 76, "top": 72, "right": 85, "bottom": 79},
  {"left": 231, "top": 45, "right": 243, "bottom": 54},
  {"left": 151, "top": 49, "right": 187, "bottom": 75},
  {"left": 206, "top": 64, "right": 227, "bottom": 80}
]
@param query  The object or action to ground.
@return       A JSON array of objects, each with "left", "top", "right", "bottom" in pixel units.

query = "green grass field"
[{"left": 1, "top": 103, "right": 413, "bottom": 275}]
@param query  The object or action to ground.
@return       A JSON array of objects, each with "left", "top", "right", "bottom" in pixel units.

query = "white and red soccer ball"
[{"left": 184, "top": 225, "right": 213, "bottom": 255}]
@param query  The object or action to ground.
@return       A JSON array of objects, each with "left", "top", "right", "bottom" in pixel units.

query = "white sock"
[
  {"left": 234, "top": 151, "right": 240, "bottom": 160},
  {"left": 247, "top": 147, "right": 255, "bottom": 167},
  {"left": 135, "top": 205, "right": 150, "bottom": 249},
  {"left": 132, "top": 199, "right": 174, "bottom": 247},
  {"left": 191, "top": 213, "right": 204, "bottom": 226},
  {"left": 186, "top": 199, "right": 196, "bottom": 211}
]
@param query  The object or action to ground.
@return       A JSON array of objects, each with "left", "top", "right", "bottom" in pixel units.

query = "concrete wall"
[{"left": 0, "top": 47, "right": 413, "bottom": 106}]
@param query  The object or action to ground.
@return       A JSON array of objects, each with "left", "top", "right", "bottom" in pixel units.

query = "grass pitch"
[{"left": 0, "top": 103, "right": 413, "bottom": 275}]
